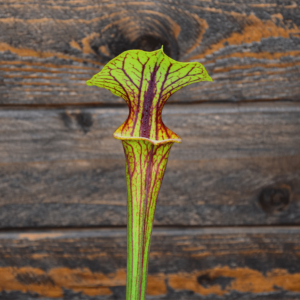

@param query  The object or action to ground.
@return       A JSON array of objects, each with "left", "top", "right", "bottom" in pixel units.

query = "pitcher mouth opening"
[{"left": 113, "top": 133, "right": 182, "bottom": 145}]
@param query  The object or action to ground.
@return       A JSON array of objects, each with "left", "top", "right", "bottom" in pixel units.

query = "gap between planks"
[
  {"left": 0, "top": 99, "right": 299, "bottom": 110},
  {"left": 1, "top": 225, "right": 300, "bottom": 239}
]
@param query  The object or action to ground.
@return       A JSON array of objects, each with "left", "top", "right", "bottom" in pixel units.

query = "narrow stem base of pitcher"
[{"left": 122, "top": 140, "right": 173, "bottom": 300}]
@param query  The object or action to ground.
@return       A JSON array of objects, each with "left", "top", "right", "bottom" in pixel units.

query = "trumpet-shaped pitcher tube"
[{"left": 87, "top": 47, "right": 212, "bottom": 300}]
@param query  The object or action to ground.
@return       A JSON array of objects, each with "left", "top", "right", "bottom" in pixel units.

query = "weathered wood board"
[
  {"left": 0, "top": 227, "right": 300, "bottom": 299},
  {"left": 1, "top": 0, "right": 300, "bottom": 104},
  {"left": 0, "top": 102, "right": 299, "bottom": 228},
  {"left": 1, "top": 0, "right": 300, "bottom": 298}
]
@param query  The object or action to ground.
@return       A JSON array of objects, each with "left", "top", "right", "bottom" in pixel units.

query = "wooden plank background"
[
  {"left": 1, "top": 227, "right": 300, "bottom": 299},
  {"left": 0, "top": 0, "right": 300, "bottom": 104},
  {"left": 0, "top": 102, "right": 299, "bottom": 228},
  {"left": 1, "top": 0, "right": 300, "bottom": 299}
]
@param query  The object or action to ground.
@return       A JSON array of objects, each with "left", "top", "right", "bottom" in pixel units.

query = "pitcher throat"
[{"left": 122, "top": 139, "right": 173, "bottom": 300}]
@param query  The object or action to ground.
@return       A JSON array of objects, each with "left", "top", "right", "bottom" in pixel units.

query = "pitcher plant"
[{"left": 87, "top": 46, "right": 212, "bottom": 300}]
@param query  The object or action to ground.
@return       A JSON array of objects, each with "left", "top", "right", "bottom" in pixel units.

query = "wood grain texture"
[
  {"left": 0, "top": 227, "right": 300, "bottom": 299},
  {"left": 0, "top": 102, "right": 299, "bottom": 228},
  {"left": 0, "top": 0, "right": 299, "bottom": 104}
]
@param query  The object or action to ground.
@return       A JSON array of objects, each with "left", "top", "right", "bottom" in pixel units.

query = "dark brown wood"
[
  {"left": 0, "top": 226, "right": 300, "bottom": 299},
  {"left": 0, "top": 102, "right": 299, "bottom": 228},
  {"left": 0, "top": 0, "right": 299, "bottom": 104}
]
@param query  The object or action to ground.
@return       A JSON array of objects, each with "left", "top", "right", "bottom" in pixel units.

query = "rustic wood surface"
[
  {"left": 1, "top": 0, "right": 300, "bottom": 104},
  {"left": 0, "top": 102, "right": 299, "bottom": 228},
  {"left": 1, "top": 1, "right": 300, "bottom": 297},
  {"left": 0, "top": 227, "right": 300, "bottom": 299}
]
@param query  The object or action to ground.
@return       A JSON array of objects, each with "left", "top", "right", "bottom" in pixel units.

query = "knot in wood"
[{"left": 259, "top": 186, "right": 291, "bottom": 214}]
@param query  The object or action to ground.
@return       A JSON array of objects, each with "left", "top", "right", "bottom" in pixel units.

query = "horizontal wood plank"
[
  {"left": 0, "top": 227, "right": 300, "bottom": 299},
  {"left": 0, "top": 102, "right": 299, "bottom": 227},
  {"left": 0, "top": 0, "right": 300, "bottom": 104}
]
